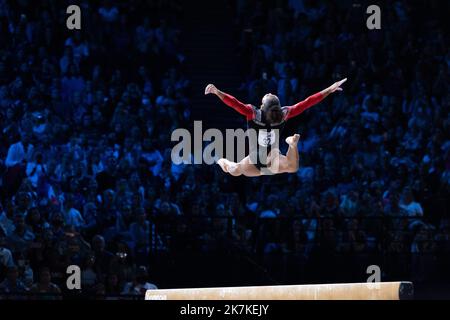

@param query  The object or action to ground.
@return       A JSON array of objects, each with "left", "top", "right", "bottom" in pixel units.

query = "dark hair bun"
[{"left": 262, "top": 95, "right": 283, "bottom": 124}]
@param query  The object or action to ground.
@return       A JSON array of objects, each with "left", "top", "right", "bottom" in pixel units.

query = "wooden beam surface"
[{"left": 145, "top": 281, "right": 413, "bottom": 300}]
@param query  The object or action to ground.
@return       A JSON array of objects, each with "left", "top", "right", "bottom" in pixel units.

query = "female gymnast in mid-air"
[{"left": 204, "top": 78, "right": 347, "bottom": 177}]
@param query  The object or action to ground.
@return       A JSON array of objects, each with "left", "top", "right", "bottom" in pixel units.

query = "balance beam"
[{"left": 145, "top": 282, "right": 413, "bottom": 300}]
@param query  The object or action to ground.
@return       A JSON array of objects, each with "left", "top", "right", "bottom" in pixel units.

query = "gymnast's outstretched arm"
[
  {"left": 205, "top": 83, "right": 255, "bottom": 120},
  {"left": 284, "top": 78, "right": 347, "bottom": 120}
]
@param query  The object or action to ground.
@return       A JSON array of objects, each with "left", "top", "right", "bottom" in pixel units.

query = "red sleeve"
[
  {"left": 284, "top": 92, "right": 324, "bottom": 120},
  {"left": 222, "top": 93, "right": 255, "bottom": 120}
]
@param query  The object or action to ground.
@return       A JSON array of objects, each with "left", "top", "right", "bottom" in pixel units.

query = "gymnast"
[{"left": 204, "top": 78, "right": 347, "bottom": 176}]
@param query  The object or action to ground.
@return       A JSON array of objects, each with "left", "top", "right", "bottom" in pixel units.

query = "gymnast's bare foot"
[
  {"left": 217, "top": 158, "right": 236, "bottom": 173},
  {"left": 285, "top": 134, "right": 300, "bottom": 147}
]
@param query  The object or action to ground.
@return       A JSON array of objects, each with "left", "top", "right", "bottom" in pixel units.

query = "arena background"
[{"left": 0, "top": 0, "right": 448, "bottom": 299}]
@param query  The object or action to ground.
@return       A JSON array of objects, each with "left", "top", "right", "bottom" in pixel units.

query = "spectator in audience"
[
  {"left": 121, "top": 266, "right": 157, "bottom": 295},
  {"left": 30, "top": 267, "right": 61, "bottom": 300},
  {"left": 0, "top": 266, "right": 28, "bottom": 296}
]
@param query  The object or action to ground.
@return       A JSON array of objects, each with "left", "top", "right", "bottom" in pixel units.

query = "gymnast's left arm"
[{"left": 285, "top": 78, "right": 347, "bottom": 120}]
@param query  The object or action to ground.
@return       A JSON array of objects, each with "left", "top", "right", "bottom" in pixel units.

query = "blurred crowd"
[
  {"left": 231, "top": 0, "right": 449, "bottom": 284},
  {"left": 0, "top": 0, "right": 187, "bottom": 298},
  {"left": 0, "top": 0, "right": 448, "bottom": 299}
]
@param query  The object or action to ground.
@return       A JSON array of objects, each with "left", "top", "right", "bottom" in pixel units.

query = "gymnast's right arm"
[{"left": 205, "top": 84, "right": 255, "bottom": 120}]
